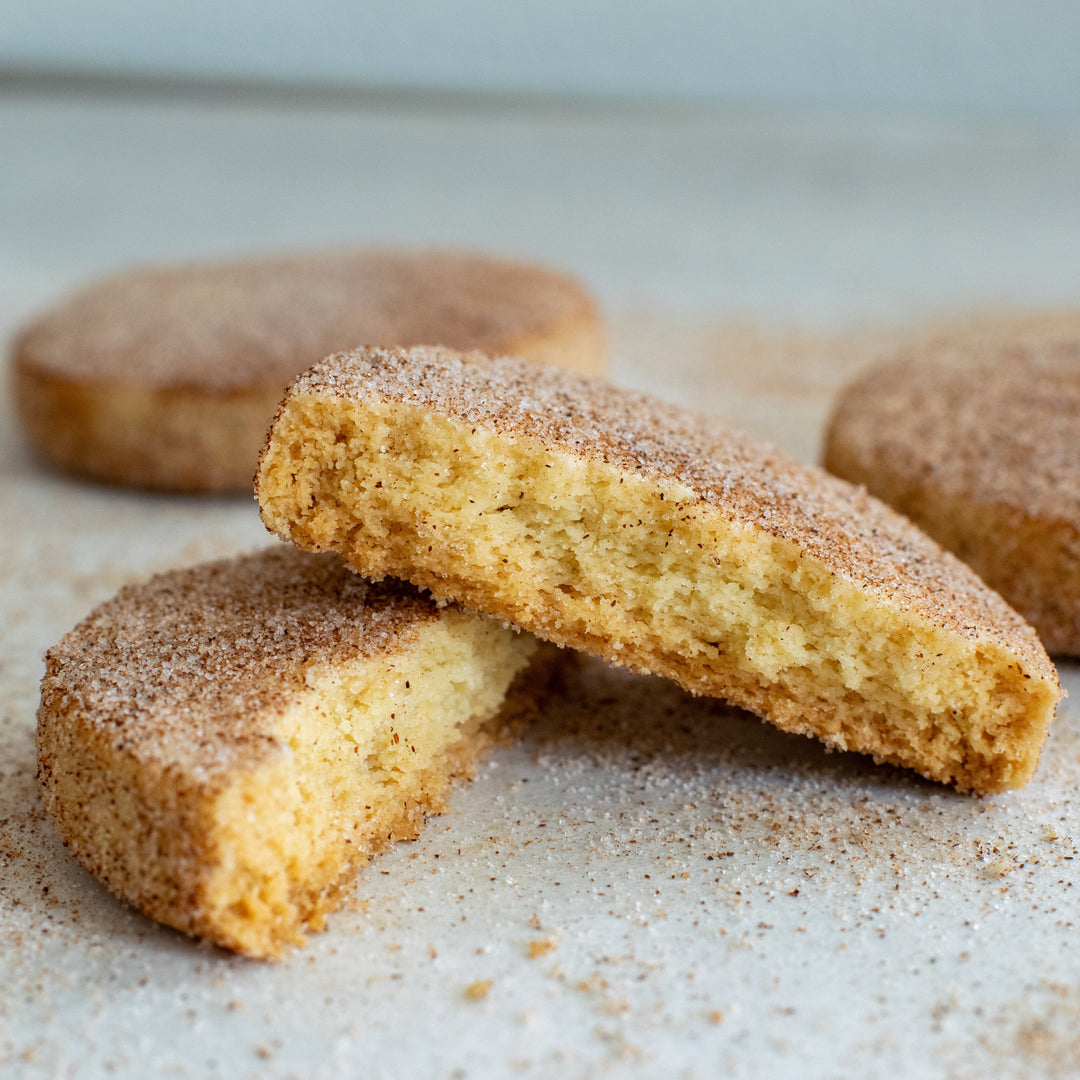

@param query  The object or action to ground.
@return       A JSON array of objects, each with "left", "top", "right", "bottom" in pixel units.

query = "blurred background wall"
[{"left": 4, "top": 0, "right": 1080, "bottom": 119}]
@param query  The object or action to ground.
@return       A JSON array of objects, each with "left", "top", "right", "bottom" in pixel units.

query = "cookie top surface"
[
  {"left": 40, "top": 546, "right": 438, "bottom": 778},
  {"left": 14, "top": 250, "right": 598, "bottom": 391},
  {"left": 278, "top": 345, "right": 1051, "bottom": 675},
  {"left": 828, "top": 331, "right": 1080, "bottom": 525}
]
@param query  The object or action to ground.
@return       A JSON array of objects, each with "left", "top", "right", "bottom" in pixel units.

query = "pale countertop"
[{"left": 3, "top": 88, "right": 1080, "bottom": 1080}]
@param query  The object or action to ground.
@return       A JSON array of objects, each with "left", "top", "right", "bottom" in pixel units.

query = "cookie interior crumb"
[{"left": 257, "top": 347, "right": 1061, "bottom": 794}]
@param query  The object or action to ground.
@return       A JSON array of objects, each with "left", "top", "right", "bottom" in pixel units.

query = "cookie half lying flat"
[
  {"left": 14, "top": 250, "right": 605, "bottom": 492},
  {"left": 825, "top": 330, "right": 1080, "bottom": 655},
  {"left": 257, "top": 346, "right": 1061, "bottom": 794},
  {"left": 37, "top": 545, "right": 539, "bottom": 958}
]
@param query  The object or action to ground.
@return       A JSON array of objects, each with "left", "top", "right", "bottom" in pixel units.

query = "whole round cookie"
[
  {"left": 824, "top": 327, "right": 1080, "bottom": 654},
  {"left": 12, "top": 250, "right": 606, "bottom": 492}
]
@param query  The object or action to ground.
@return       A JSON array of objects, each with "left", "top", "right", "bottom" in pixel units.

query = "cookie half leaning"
[
  {"left": 825, "top": 329, "right": 1080, "bottom": 655},
  {"left": 14, "top": 249, "right": 605, "bottom": 492},
  {"left": 37, "top": 545, "right": 540, "bottom": 958},
  {"left": 257, "top": 346, "right": 1061, "bottom": 794}
]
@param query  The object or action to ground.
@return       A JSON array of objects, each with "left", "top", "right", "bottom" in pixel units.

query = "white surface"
[
  {"left": 5, "top": 96, "right": 1080, "bottom": 329},
  {"left": 3, "top": 91, "right": 1080, "bottom": 1079},
  {"left": 4, "top": 2, "right": 1080, "bottom": 118}
]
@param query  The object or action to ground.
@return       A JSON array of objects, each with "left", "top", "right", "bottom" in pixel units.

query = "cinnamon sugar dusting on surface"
[
  {"left": 40, "top": 545, "right": 437, "bottom": 775},
  {"left": 285, "top": 345, "right": 1051, "bottom": 674},
  {"left": 14, "top": 250, "right": 597, "bottom": 389},
  {"left": 6, "top": 307, "right": 1080, "bottom": 1074}
]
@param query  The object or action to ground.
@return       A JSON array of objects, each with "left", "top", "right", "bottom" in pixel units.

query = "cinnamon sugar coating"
[
  {"left": 825, "top": 330, "right": 1080, "bottom": 654},
  {"left": 13, "top": 250, "right": 605, "bottom": 491},
  {"left": 40, "top": 546, "right": 431, "bottom": 777},
  {"left": 258, "top": 346, "right": 1061, "bottom": 793},
  {"left": 37, "top": 545, "right": 539, "bottom": 957}
]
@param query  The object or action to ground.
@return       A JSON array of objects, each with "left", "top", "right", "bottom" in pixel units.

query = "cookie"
[
  {"left": 256, "top": 345, "right": 1061, "bottom": 794},
  {"left": 37, "top": 545, "right": 540, "bottom": 958},
  {"left": 824, "top": 329, "right": 1080, "bottom": 655},
  {"left": 13, "top": 250, "right": 605, "bottom": 492}
]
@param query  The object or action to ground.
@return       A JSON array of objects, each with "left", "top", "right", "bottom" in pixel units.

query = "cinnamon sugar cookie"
[
  {"left": 37, "top": 545, "right": 540, "bottom": 958},
  {"left": 824, "top": 331, "right": 1080, "bottom": 655},
  {"left": 257, "top": 346, "right": 1061, "bottom": 794},
  {"left": 13, "top": 250, "right": 605, "bottom": 492}
]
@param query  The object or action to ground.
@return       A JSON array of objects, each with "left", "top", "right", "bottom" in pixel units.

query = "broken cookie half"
[
  {"left": 257, "top": 345, "right": 1061, "bottom": 794},
  {"left": 37, "top": 545, "right": 540, "bottom": 958}
]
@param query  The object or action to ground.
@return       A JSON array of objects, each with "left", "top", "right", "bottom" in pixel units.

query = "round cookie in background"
[
  {"left": 11, "top": 249, "right": 606, "bottom": 493},
  {"left": 823, "top": 319, "right": 1080, "bottom": 655}
]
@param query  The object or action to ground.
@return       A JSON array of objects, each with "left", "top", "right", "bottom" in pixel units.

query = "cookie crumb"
[{"left": 464, "top": 980, "right": 492, "bottom": 1001}]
